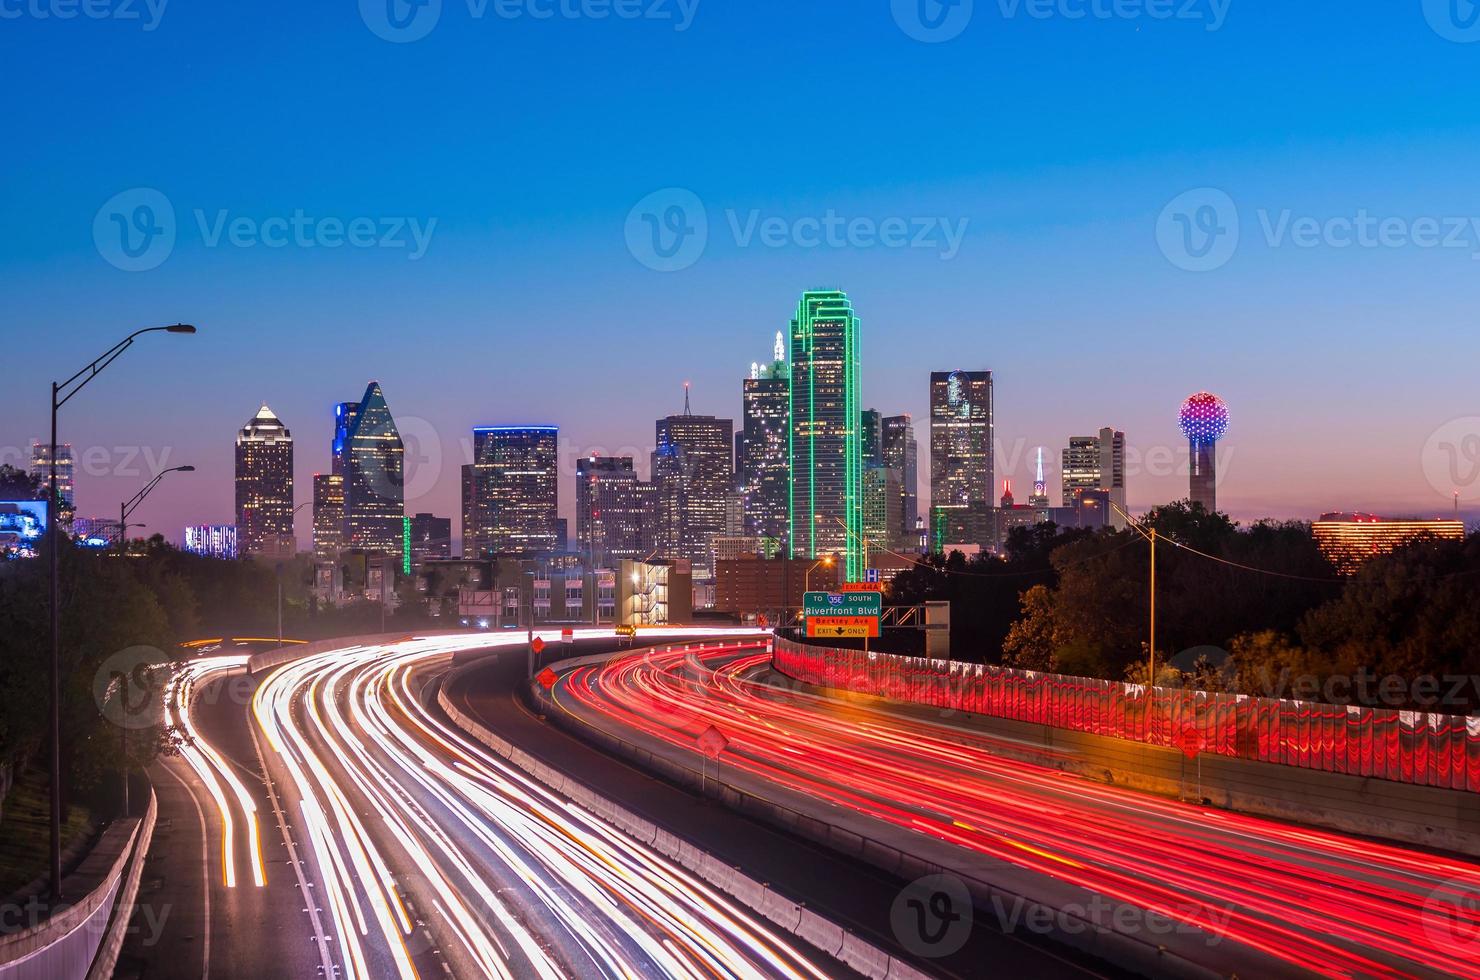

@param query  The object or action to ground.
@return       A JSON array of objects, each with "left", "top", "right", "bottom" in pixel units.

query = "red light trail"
[{"left": 563, "top": 641, "right": 1480, "bottom": 979}]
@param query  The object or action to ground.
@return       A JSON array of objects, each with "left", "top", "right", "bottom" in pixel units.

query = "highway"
[
  {"left": 555, "top": 639, "right": 1480, "bottom": 980},
  {"left": 137, "top": 631, "right": 856, "bottom": 979}
]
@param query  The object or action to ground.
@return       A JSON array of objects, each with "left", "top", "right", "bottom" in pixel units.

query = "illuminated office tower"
[
  {"left": 332, "top": 401, "right": 360, "bottom": 476},
  {"left": 409, "top": 512, "right": 452, "bottom": 561},
  {"left": 881, "top": 415, "right": 918, "bottom": 547},
  {"left": 1060, "top": 428, "right": 1126, "bottom": 524},
  {"left": 1061, "top": 427, "right": 1126, "bottom": 524},
  {"left": 653, "top": 388, "right": 733, "bottom": 578},
  {"left": 469, "top": 426, "right": 559, "bottom": 556},
  {"left": 312, "top": 473, "right": 344, "bottom": 558},
  {"left": 235, "top": 404, "right": 294, "bottom": 556},
  {"left": 30, "top": 442, "right": 74, "bottom": 514},
  {"left": 788, "top": 290, "right": 864, "bottom": 581},
  {"left": 929, "top": 371, "right": 993, "bottom": 537},
  {"left": 860, "top": 409, "right": 883, "bottom": 466},
  {"left": 862, "top": 463, "right": 903, "bottom": 564},
  {"left": 576, "top": 455, "right": 653, "bottom": 564},
  {"left": 738, "top": 334, "right": 790, "bottom": 543},
  {"left": 341, "top": 382, "right": 405, "bottom": 558}
]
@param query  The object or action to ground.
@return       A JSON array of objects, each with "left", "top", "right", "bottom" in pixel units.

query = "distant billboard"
[
  {"left": 0, "top": 500, "right": 48, "bottom": 556},
  {"left": 183, "top": 524, "right": 239, "bottom": 560}
]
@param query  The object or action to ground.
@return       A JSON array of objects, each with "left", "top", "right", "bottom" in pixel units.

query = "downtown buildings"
[
  {"left": 928, "top": 370, "right": 993, "bottom": 551},
  {"left": 341, "top": 382, "right": 406, "bottom": 558},
  {"left": 234, "top": 404, "right": 294, "bottom": 557},
  {"left": 1061, "top": 427, "right": 1127, "bottom": 527},
  {"left": 737, "top": 335, "right": 790, "bottom": 545},
  {"left": 789, "top": 290, "right": 865, "bottom": 581},
  {"left": 575, "top": 455, "right": 654, "bottom": 565},
  {"left": 463, "top": 426, "right": 560, "bottom": 557},
  {"left": 653, "top": 393, "right": 734, "bottom": 579}
]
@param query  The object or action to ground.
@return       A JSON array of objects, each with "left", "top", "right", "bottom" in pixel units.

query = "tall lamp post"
[
  {"left": 279, "top": 501, "right": 314, "bottom": 645},
  {"left": 117, "top": 465, "right": 195, "bottom": 552},
  {"left": 48, "top": 323, "right": 195, "bottom": 900}
]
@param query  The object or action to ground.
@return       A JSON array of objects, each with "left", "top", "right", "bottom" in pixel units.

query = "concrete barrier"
[
  {"left": 0, "top": 788, "right": 156, "bottom": 980},
  {"left": 436, "top": 654, "right": 930, "bottom": 980}
]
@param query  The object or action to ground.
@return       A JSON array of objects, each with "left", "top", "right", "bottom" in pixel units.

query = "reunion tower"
[{"left": 1179, "top": 392, "right": 1229, "bottom": 513}]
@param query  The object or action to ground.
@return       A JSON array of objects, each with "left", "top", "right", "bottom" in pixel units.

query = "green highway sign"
[{"left": 803, "top": 591, "right": 883, "bottom": 619}]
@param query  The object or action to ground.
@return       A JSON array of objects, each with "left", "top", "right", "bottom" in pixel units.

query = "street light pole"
[{"left": 48, "top": 323, "right": 195, "bottom": 901}]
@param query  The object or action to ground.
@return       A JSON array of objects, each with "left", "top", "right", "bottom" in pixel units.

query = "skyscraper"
[
  {"left": 929, "top": 371, "right": 993, "bottom": 534},
  {"left": 1061, "top": 427, "right": 1126, "bottom": 526},
  {"left": 341, "top": 382, "right": 405, "bottom": 558},
  {"left": 789, "top": 290, "right": 864, "bottom": 580},
  {"left": 738, "top": 334, "right": 790, "bottom": 544},
  {"left": 653, "top": 390, "right": 733, "bottom": 578},
  {"left": 860, "top": 409, "right": 883, "bottom": 467},
  {"left": 576, "top": 456, "right": 653, "bottom": 564},
  {"left": 29, "top": 442, "right": 74, "bottom": 513},
  {"left": 409, "top": 512, "right": 452, "bottom": 561},
  {"left": 312, "top": 473, "right": 344, "bottom": 558},
  {"left": 1029, "top": 447, "right": 1051, "bottom": 509},
  {"left": 332, "top": 401, "right": 360, "bottom": 476},
  {"left": 862, "top": 462, "right": 903, "bottom": 564},
  {"left": 468, "top": 426, "right": 559, "bottom": 556},
  {"left": 881, "top": 414, "right": 918, "bottom": 547},
  {"left": 235, "top": 404, "right": 294, "bottom": 556}
]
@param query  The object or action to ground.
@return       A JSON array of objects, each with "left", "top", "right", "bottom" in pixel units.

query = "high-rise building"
[
  {"left": 930, "top": 371, "right": 993, "bottom": 511},
  {"left": 460, "top": 463, "right": 477, "bottom": 558},
  {"left": 881, "top": 414, "right": 918, "bottom": 547},
  {"left": 738, "top": 334, "right": 790, "bottom": 544},
  {"left": 929, "top": 371, "right": 992, "bottom": 553},
  {"left": 576, "top": 456, "right": 653, "bottom": 564},
  {"left": 1061, "top": 427, "right": 1126, "bottom": 525},
  {"left": 468, "top": 426, "right": 559, "bottom": 556},
  {"left": 653, "top": 390, "right": 733, "bottom": 579},
  {"left": 789, "top": 290, "right": 864, "bottom": 581},
  {"left": 862, "top": 463, "right": 903, "bottom": 564},
  {"left": 235, "top": 404, "right": 294, "bottom": 556},
  {"left": 409, "top": 512, "right": 452, "bottom": 561},
  {"left": 341, "top": 382, "right": 405, "bottom": 558},
  {"left": 860, "top": 409, "right": 883, "bottom": 467},
  {"left": 312, "top": 473, "right": 344, "bottom": 558},
  {"left": 332, "top": 401, "right": 360, "bottom": 477},
  {"left": 30, "top": 443, "right": 74, "bottom": 514}
]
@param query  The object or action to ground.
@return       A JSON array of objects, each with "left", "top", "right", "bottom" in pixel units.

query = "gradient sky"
[{"left": 5, "top": 1, "right": 1480, "bottom": 546}]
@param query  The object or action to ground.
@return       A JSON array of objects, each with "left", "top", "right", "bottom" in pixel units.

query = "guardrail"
[
  {"left": 774, "top": 636, "right": 1480, "bottom": 792},
  {"left": 0, "top": 788, "right": 157, "bottom": 980}
]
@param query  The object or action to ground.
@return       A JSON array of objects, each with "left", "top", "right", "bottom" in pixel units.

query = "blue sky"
[{"left": 5, "top": 0, "right": 1480, "bottom": 541}]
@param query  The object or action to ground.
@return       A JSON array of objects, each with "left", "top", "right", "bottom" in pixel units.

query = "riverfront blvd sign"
[{"left": 803, "top": 591, "right": 882, "bottom": 638}]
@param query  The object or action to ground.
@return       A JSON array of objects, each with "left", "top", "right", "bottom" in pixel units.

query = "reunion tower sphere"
[{"left": 1179, "top": 392, "right": 1230, "bottom": 445}]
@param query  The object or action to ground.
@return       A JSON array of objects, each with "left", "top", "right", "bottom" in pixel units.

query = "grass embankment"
[{"left": 0, "top": 765, "right": 94, "bottom": 900}]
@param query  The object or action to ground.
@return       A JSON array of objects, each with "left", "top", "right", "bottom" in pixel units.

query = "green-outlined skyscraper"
[{"left": 788, "top": 290, "right": 863, "bottom": 581}]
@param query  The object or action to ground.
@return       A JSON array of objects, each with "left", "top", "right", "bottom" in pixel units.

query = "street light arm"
[
  {"left": 121, "top": 465, "right": 194, "bottom": 523},
  {"left": 54, "top": 326, "right": 196, "bottom": 410}
]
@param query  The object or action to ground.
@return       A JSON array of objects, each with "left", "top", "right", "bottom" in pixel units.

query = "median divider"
[{"left": 436, "top": 650, "right": 930, "bottom": 980}]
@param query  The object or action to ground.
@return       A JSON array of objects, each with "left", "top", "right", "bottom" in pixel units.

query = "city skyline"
[{"left": 10, "top": 7, "right": 1480, "bottom": 544}]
